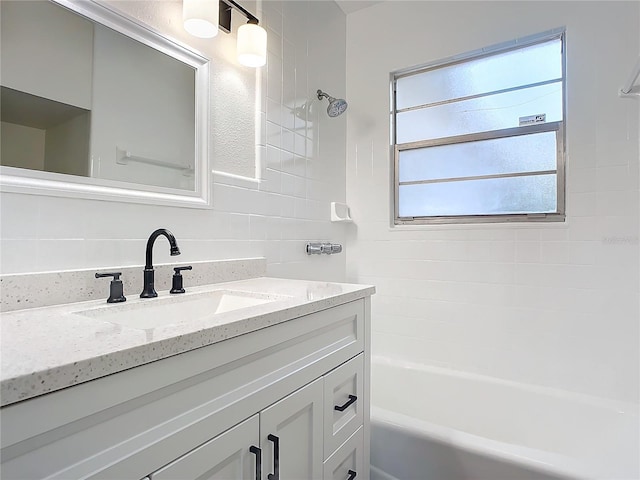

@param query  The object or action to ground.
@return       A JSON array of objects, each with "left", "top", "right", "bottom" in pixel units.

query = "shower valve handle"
[{"left": 306, "top": 242, "right": 343, "bottom": 255}]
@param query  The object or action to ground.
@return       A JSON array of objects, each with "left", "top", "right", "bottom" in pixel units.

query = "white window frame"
[{"left": 391, "top": 29, "right": 567, "bottom": 225}]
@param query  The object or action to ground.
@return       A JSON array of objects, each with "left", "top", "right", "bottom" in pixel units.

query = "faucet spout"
[
  {"left": 141, "top": 228, "right": 181, "bottom": 298},
  {"left": 145, "top": 228, "right": 180, "bottom": 269}
]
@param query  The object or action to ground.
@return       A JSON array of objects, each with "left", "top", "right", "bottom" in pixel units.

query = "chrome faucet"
[{"left": 140, "top": 228, "right": 181, "bottom": 298}]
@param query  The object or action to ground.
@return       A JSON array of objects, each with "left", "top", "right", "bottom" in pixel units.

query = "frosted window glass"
[
  {"left": 396, "top": 39, "right": 562, "bottom": 109},
  {"left": 398, "top": 174, "right": 557, "bottom": 217},
  {"left": 399, "top": 132, "right": 557, "bottom": 182},
  {"left": 396, "top": 82, "right": 562, "bottom": 143},
  {"left": 392, "top": 33, "right": 565, "bottom": 222}
]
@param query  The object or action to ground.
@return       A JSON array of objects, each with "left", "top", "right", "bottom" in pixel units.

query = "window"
[{"left": 392, "top": 31, "right": 566, "bottom": 224}]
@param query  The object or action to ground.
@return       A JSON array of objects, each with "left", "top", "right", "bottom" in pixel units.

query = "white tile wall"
[
  {"left": 346, "top": 1, "right": 639, "bottom": 404},
  {"left": 3, "top": 0, "right": 637, "bottom": 407},
  {"left": 0, "top": 1, "right": 348, "bottom": 284}
]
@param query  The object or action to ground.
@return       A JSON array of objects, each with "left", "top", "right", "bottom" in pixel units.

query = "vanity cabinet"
[
  {"left": 146, "top": 354, "right": 365, "bottom": 480},
  {"left": 0, "top": 298, "right": 371, "bottom": 480},
  {"left": 147, "top": 379, "right": 324, "bottom": 480}
]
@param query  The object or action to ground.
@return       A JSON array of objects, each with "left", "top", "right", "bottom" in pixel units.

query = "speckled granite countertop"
[{"left": 1, "top": 277, "right": 374, "bottom": 407}]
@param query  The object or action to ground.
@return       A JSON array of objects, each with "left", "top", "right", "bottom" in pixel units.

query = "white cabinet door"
[
  {"left": 323, "top": 428, "right": 364, "bottom": 480},
  {"left": 150, "top": 415, "right": 259, "bottom": 480},
  {"left": 260, "top": 378, "right": 324, "bottom": 480}
]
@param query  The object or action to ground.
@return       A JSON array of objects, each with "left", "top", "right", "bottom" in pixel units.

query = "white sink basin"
[{"left": 76, "top": 290, "right": 287, "bottom": 330}]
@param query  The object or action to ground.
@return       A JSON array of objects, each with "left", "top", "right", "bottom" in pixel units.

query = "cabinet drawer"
[
  {"left": 323, "top": 427, "right": 364, "bottom": 480},
  {"left": 150, "top": 415, "right": 259, "bottom": 480},
  {"left": 323, "top": 353, "right": 364, "bottom": 459}
]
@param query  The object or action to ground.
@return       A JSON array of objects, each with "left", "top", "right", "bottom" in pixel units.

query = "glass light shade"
[
  {"left": 237, "top": 23, "right": 267, "bottom": 67},
  {"left": 183, "top": 0, "right": 219, "bottom": 38}
]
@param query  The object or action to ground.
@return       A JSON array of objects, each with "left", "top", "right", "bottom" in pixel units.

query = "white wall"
[
  {"left": 0, "top": 0, "right": 93, "bottom": 109},
  {"left": 346, "top": 1, "right": 639, "bottom": 404},
  {"left": 0, "top": 1, "right": 349, "bottom": 284}
]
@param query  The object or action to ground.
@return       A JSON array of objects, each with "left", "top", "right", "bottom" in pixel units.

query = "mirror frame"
[{"left": 0, "top": 0, "right": 211, "bottom": 208}]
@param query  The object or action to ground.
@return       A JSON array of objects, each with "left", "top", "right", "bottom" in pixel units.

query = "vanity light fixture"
[
  {"left": 183, "top": 0, "right": 219, "bottom": 38},
  {"left": 184, "top": 0, "right": 267, "bottom": 67},
  {"left": 236, "top": 19, "right": 267, "bottom": 67},
  {"left": 219, "top": 0, "right": 266, "bottom": 67}
]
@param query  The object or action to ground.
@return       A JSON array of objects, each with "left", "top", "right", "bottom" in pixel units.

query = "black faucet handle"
[
  {"left": 95, "top": 272, "right": 122, "bottom": 281},
  {"left": 170, "top": 265, "right": 192, "bottom": 294},
  {"left": 95, "top": 272, "right": 126, "bottom": 303},
  {"left": 173, "top": 265, "right": 193, "bottom": 274}
]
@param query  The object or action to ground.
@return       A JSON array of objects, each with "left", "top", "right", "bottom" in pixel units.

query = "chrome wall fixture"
[
  {"left": 317, "top": 90, "right": 348, "bottom": 117},
  {"left": 183, "top": 0, "right": 266, "bottom": 67},
  {"left": 306, "top": 242, "right": 343, "bottom": 255}
]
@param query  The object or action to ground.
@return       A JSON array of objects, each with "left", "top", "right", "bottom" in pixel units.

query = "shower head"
[{"left": 317, "top": 89, "right": 348, "bottom": 117}]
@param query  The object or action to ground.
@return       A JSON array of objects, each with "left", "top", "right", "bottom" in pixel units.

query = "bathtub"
[{"left": 370, "top": 357, "right": 639, "bottom": 480}]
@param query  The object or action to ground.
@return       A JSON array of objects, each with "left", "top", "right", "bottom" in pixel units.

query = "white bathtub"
[{"left": 370, "top": 357, "right": 639, "bottom": 480}]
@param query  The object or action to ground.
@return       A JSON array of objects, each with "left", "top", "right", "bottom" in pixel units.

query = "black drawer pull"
[
  {"left": 347, "top": 470, "right": 357, "bottom": 480},
  {"left": 334, "top": 395, "right": 357, "bottom": 412},
  {"left": 250, "top": 446, "right": 262, "bottom": 480},
  {"left": 267, "top": 434, "right": 279, "bottom": 480}
]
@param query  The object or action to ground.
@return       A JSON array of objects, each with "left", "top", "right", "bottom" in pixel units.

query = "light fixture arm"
[
  {"left": 223, "top": 0, "right": 258, "bottom": 23},
  {"left": 219, "top": 0, "right": 260, "bottom": 33}
]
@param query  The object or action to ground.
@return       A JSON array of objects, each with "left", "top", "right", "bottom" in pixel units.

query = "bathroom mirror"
[{"left": 0, "top": 0, "right": 211, "bottom": 208}]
